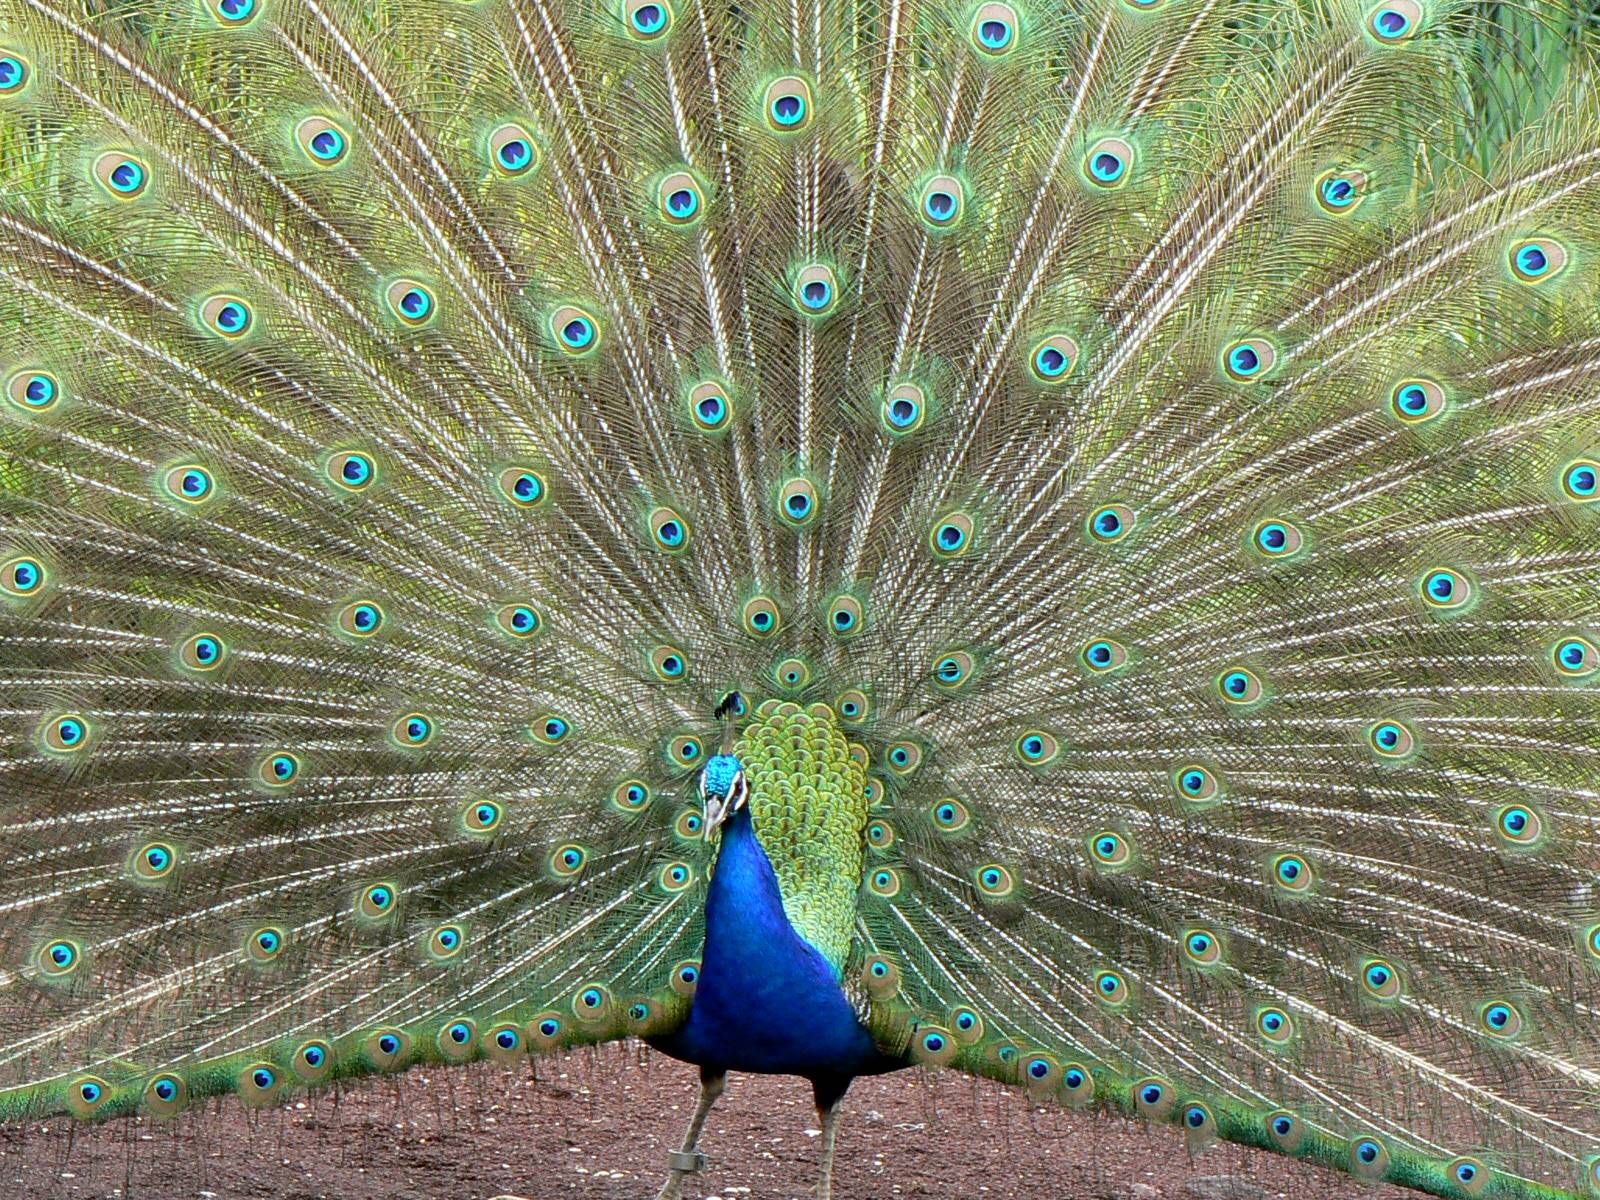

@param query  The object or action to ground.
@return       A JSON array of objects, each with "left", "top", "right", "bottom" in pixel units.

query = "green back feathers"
[
  {"left": 2, "top": 0, "right": 1600, "bottom": 1197},
  {"left": 740, "top": 700, "right": 869, "bottom": 975}
]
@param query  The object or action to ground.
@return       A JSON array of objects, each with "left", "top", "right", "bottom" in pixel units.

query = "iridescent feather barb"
[{"left": 1, "top": 1, "right": 1600, "bottom": 1198}]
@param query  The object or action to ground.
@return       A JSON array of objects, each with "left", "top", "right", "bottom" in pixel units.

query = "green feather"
[{"left": 2, "top": 1, "right": 1599, "bottom": 1197}]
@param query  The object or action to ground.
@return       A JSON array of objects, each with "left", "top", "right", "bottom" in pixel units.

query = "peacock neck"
[{"left": 649, "top": 803, "right": 885, "bottom": 1079}]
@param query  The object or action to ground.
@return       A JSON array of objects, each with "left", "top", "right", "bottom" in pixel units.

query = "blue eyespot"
[
  {"left": 1184, "top": 930, "right": 1221, "bottom": 963},
  {"left": 649, "top": 506, "right": 689, "bottom": 552},
  {"left": 496, "top": 603, "right": 540, "bottom": 638},
  {"left": 1562, "top": 459, "right": 1599, "bottom": 501},
  {"left": 628, "top": 1, "right": 671, "bottom": 37},
  {"left": 550, "top": 305, "right": 599, "bottom": 353},
  {"left": 539, "top": 1017, "right": 562, "bottom": 1037},
  {"left": 302, "top": 1045, "right": 326, "bottom": 1067},
  {"left": 882, "top": 382, "right": 926, "bottom": 434},
  {"left": 1141, "top": 1083, "right": 1164, "bottom": 1105},
  {"left": 1252, "top": 519, "right": 1304, "bottom": 558},
  {"left": 1316, "top": 169, "right": 1369, "bottom": 214},
  {"left": 1256, "top": 1007, "right": 1292, "bottom": 1043},
  {"left": 794, "top": 266, "right": 838, "bottom": 314},
  {"left": 932, "top": 515, "right": 972, "bottom": 555},
  {"left": 1553, "top": 637, "right": 1598, "bottom": 677},
  {"left": 1361, "top": 958, "right": 1402, "bottom": 999},
  {"left": 0, "top": 54, "right": 29, "bottom": 95},
  {"left": 1015, "top": 730, "right": 1059, "bottom": 765},
  {"left": 780, "top": 477, "right": 818, "bottom": 522},
  {"left": 252, "top": 1067, "right": 276, "bottom": 1090},
  {"left": 1420, "top": 567, "right": 1471, "bottom": 610},
  {"left": 297, "top": 117, "right": 348, "bottom": 165},
  {"left": 488, "top": 123, "right": 539, "bottom": 178},
  {"left": 580, "top": 987, "right": 604, "bottom": 1009},
  {"left": 42, "top": 939, "right": 79, "bottom": 975},
  {"left": 972, "top": 7, "right": 1017, "bottom": 56},
  {"left": 177, "top": 467, "right": 213, "bottom": 500},
  {"left": 1084, "top": 139, "right": 1131, "bottom": 187},
  {"left": 1030, "top": 334, "right": 1079, "bottom": 381},
  {"left": 7, "top": 369, "right": 59, "bottom": 412},
  {"left": 931, "top": 798, "right": 969, "bottom": 831},
  {"left": 1496, "top": 804, "right": 1542, "bottom": 845},
  {"left": 1224, "top": 340, "right": 1273, "bottom": 379},
  {"left": 1218, "top": 667, "right": 1263, "bottom": 704},
  {"left": 1087, "top": 504, "right": 1133, "bottom": 543},
  {"left": 95, "top": 153, "right": 148, "bottom": 197},
  {"left": 5, "top": 556, "right": 44, "bottom": 595},
  {"left": 1272, "top": 854, "right": 1313, "bottom": 894},
  {"left": 1510, "top": 238, "right": 1569, "bottom": 283},
  {"left": 655, "top": 169, "right": 703, "bottom": 226},
  {"left": 1174, "top": 764, "right": 1220, "bottom": 804},
  {"left": 1367, "top": 2, "right": 1418, "bottom": 43},
  {"left": 45, "top": 715, "right": 88, "bottom": 752},
  {"left": 448, "top": 1022, "right": 472, "bottom": 1045},
  {"left": 213, "top": 0, "right": 257, "bottom": 23},
  {"left": 329, "top": 451, "right": 375, "bottom": 491},
  {"left": 764, "top": 77, "right": 813, "bottom": 131},
  {"left": 201, "top": 294, "right": 253, "bottom": 338}
]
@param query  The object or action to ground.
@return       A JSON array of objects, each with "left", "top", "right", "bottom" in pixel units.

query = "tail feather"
[{"left": 2, "top": 1, "right": 1599, "bottom": 1196}]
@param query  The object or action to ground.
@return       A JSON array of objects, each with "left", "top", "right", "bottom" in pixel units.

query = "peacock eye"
[
  {"left": 649, "top": 506, "right": 690, "bottom": 552},
  {"left": 531, "top": 715, "right": 571, "bottom": 744},
  {"left": 1221, "top": 337, "right": 1276, "bottom": 382},
  {"left": 1390, "top": 377, "right": 1445, "bottom": 423},
  {"left": 1495, "top": 804, "right": 1543, "bottom": 846},
  {"left": 792, "top": 265, "right": 838, "bottom": 316},
  {"left": 1361, "top": 958, "right": 1403, "bottom": 1000},
  {"left": 549, "top": 305, "right": 600, "bottom": 353},
  {"left": 1561, "top": 459, "right": 1599, "bottom": 501},
  {"left": 1251, "top": 520, "right": 1304, "bottom": 558},
  {"left": 94, "top": 152, "right": 149, "bottom": 198},
  {"left": 970, "top": 4, "right": 1019, "bottom": 55},
  {"left": 296, "top": 116, "right": 349, "bottom": 166},
  {"left": 1086, "top": 504, "right": 1133, "bottom": 543},
  {"left": 1014, "top": 730, "right": 1059, "bottom": 766},
  {"left": 917, "top": 175, "right": 965, "bottom": 229},
  {"left": 930, "top": 798, "right": 969, "bottom": 832},
  {"left": 1419, "top": 567, "right": 1471, "bottom": 610},
  {"left": 1030, "top": 334, "right": 1079, "bottom": 381},
  {"left": 930, "top": 511, "right": 976, "bottom": 558},
  {"left": 1083, "top": 138, "right": 1132, "bottom": 188},
  {"left": 3, "top": 555, "right": 46, "bottom": 596},
  {"left": 385, "top": 279, "right": 435, "bottom": 327},
  {"left": 200, "top": 294, "right": 253, "bottom": 339},
  {"left": 328, "top": 451, "right": 376, "bottom": 491},
  {"left": 6, "top": 369, "right": 61, "bottom": 412},
  {"left": 209, "top": 0, "right": 258, "bottom": 24},
  {"left": 763, "top": 76, "right": 813, "bottom": 132},
  {"left": 0, "top": 53, "right": 30, "bottom": 95},
  {"left": 778, "top": 477, "right": 820, "bottom": 526},
  {"left": 1315, "top": 168, "right": 1369, "bottom": 214},
  {"left": 1366, "top": 1, "right": 1419, "bottom": 42}
]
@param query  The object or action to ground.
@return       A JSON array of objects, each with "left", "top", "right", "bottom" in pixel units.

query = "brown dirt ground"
[{"left": 0, "top": 1045, "right": 1431, "bottom": 1200}]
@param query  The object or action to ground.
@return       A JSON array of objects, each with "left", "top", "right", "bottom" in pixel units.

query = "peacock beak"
[{"left": 701, "top": 791, "right": 727, "bottom": 840}]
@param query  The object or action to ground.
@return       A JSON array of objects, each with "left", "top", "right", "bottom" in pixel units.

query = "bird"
[{"left": 1, "top": 0, "right": 1598, "bottom": 1198}]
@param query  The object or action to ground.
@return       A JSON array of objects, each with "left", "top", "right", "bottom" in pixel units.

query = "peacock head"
[{"left": 699, "top": 752, "right": 747, "bottom": 839}]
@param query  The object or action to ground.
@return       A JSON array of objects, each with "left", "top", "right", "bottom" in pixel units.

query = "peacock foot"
[{"left": 655, "top": 1148, "right": 709, "bottom": 1200}]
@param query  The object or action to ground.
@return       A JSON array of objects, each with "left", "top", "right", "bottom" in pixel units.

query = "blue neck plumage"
[{"left": 651, "top": 802, "right": 883, "bottom": 1077}]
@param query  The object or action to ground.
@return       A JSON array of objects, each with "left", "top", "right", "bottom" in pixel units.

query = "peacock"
[{"left": 1, "top": 0, "right": 1598, "bottom": 1197}]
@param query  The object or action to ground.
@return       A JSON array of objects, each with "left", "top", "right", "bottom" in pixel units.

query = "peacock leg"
[
  {"left": 810, "top": 1075, "right": 853, "bottom": 1200},
  {"left": 655, "top": 1066, "right": 726, "bottom": 1200}
]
